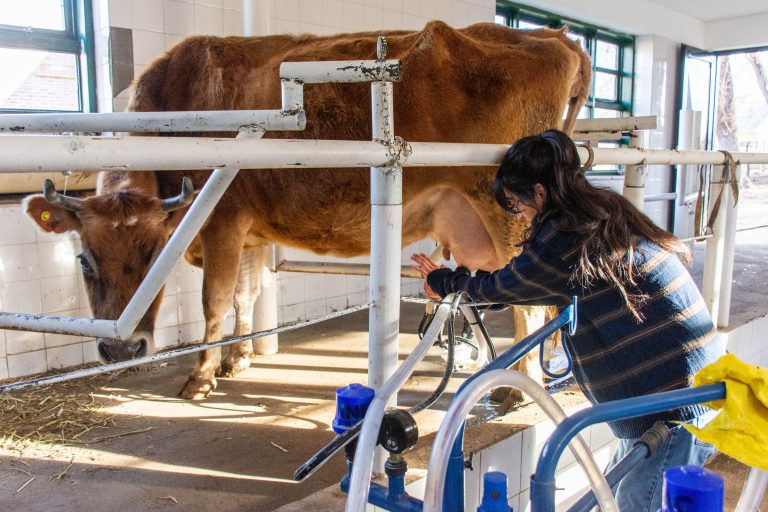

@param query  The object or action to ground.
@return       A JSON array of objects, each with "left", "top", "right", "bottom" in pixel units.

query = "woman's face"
[{"left": 504, "top": 184, "right": 547, "bottom": 224}]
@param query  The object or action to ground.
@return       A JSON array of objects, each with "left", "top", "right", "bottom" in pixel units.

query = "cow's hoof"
[
  {"left": 179, "top": 376, "right": 217, "bottom": 400},
  {"left": 217, "top": 354, "right": 252, "bottom": 378},
  {"left": 490, "top": 386, "right": 525, "bottom": 415}
]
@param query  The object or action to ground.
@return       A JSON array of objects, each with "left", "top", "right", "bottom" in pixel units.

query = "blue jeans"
[{"left": 607, "top": 413, "right": 717, "bottom": 512}]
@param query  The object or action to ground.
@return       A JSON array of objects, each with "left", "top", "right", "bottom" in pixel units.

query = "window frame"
[
  {"left": 0, "top": 0, "right": 96, "bottom": 114},
  {"left": 495, "top": 1, "right": 635, "bottom": 119}
]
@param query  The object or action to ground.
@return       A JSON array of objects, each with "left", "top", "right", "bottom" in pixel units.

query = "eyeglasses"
[{"left": 504, "top": 198, "right": 523, "bottom": 215}]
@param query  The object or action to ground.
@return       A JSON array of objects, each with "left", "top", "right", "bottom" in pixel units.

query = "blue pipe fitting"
[
  {"left": 333, "top": 383, "right": 375, "bottom": 435},
  {"left": 478, "top": 471, "right": 513, "bottom": 512},
  {"left": 660, "top": 465, "right": 724, "bottom": 512}
]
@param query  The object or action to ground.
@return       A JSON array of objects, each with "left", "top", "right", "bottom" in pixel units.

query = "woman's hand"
[{"left": 410, "top": 253, "right": 445, "bottom": 301}]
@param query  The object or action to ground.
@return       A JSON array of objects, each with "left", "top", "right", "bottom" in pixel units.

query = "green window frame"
[
  {"left": 495, "top": 1, "right": 635, "bottom": 120},
  {"left": 0, "top": 0, "right": 96, "bottom": 113}
]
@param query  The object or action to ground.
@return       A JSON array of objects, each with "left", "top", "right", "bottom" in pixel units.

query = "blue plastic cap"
[
  {"left": 478, "top": 471, "right": 512, "bottom": 512},
  {"left": 332, "top": 383, "right": 375, "bottom": 434},
  {"left": 662, "top": 465, "right": 724, "bottom": 512}
]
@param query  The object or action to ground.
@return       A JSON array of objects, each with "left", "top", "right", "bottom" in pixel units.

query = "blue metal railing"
[{"left": 529, "top": 382, "right": 726, "bottom": 512}]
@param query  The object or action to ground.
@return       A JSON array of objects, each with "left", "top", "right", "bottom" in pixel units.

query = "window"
[
  {"left": 0, "top": 0, "right": 95, "bottom": 113},
  {"left": 496, "top": 1, "right": 634, "bottom": 120}
]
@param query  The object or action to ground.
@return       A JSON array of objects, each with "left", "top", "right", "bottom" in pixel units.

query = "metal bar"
[
  {"left": 275, "top": 260, "right": 420, "bottom": 278},
  {"left": 0, "top": 313, "right": 118, "bottom": 339},
  {"left": 702, "top": 167, "right": 730, "bottom": 322},
  {"left": 718, "top": 166, "right": 739, "bottom": 328},
  {"left": 622, "top": 132, "right": 646, "bottom": 210},
  {"left": 0, "top": 110, "right": 305, "bottom": 133},
  {"left": 530, "top": 383, "right": 726, "bottom": 512},
  {"left": 280, "top": 60, "right": 401, "bottom": 83},
  {"left": 1, "top": 136, "right": 767, "bottom": 174},
  {"left": 368, "top": 67, "right": 402, "bottom": 475},
  {"left": 573, "top": 115, "right": 657, "bottom": 132},
  {"left": 0, "top": 302, "right": 371, "bottom": 394},
  {"left": 114, "top": 128, "right": 264, "bottom": 339}
]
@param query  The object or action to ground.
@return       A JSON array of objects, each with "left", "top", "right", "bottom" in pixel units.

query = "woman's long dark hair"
[{"left": 493, "top": 129, "right": 690, "bottom": 318}]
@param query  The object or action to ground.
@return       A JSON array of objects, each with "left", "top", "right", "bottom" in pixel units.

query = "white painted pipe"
[
  {"left": 346, "top": 299, "right": 453, "bottom": 512},
  {"left": 280, "top": 60, "right": 401, "bottom": 83},
  {"left": 368, "top": 75, "right": 402, "bottom": 473},
  {"left": 252, "top": 252, "right": 278, "bottom": 355},
  {"left": 702, "top": 165, "right": 730, "bottom": 321},
  {"left": 717, "top": 165, "right": 739, "bottom": 328},
  {"left": 115, "top": 129, "right": 264, "bottom": 339},
  {"left": 0, "top": 110, "right": 305, "bottom": 133},
  {"left": 622, "top": 131, "right": 646, "bottom": 210},
  {"left": 0, "top": 313, "right": 118, "bottom": 338},
  {"left": 242, "top": 0, "right": 270, "bottom": 36},
  {"left": 422, "top": 369, "right": 618, "bottom": 512},
  {"left": 2, "top": 136, "right": 767, "bottom": 174},
  {"left": 573, "top": 115, "right": 657, "bottom": 132},
  {"left": 275, "top": 260, "right": 421, "bottom": 278}
]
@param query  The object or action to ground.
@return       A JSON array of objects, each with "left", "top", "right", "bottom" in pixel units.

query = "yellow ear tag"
[{"left": 41, "top": 210, "right": 51, "bottom": 222}]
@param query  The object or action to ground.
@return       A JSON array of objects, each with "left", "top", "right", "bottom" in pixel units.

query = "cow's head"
[{"left": 23, "top": 178, "right": 193, "bottom": 362}]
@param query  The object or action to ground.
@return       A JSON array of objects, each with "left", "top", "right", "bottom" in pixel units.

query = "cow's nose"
[{"left": 97, "top": 338, "right": 147, "bottom": 362}]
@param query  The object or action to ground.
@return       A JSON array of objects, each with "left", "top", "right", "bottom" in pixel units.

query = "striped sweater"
[{"left": 427, "top": 219, "right": 725, "bottom": 438}]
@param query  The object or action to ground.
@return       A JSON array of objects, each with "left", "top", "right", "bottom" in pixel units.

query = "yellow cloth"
[{"left": 684, "top": 353, "right": 768, "bottom": 471}]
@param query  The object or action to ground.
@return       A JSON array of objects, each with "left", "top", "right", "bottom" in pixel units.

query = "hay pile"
[{"left": 0, "top": 366, "right": 146, "bottom": 451}]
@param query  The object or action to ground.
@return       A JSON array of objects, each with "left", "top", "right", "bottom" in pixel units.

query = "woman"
[{"left": 411, "top": 129, "right": 724, "bottom": 512}]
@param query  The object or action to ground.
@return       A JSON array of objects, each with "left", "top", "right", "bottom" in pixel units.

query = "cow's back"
[{"left": 126, "top": 21, "right": 589, "bottom": 260}]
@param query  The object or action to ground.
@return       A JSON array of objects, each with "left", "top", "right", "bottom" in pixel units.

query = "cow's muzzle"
[{"left": 98, "top": 337, "right": 148, "bottom": 362}]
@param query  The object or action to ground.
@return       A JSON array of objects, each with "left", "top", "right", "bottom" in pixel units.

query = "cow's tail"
[{"left": 561, "top": 45, "right": 592, "bottom": 136}]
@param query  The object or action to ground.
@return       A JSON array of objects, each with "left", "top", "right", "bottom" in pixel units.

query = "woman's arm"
[{"left": 412, "top": 245, "right": 572, "bottom": 307}]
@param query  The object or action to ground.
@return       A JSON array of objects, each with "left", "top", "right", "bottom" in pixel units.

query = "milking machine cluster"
[{"left": 293, "top": 296, "right": 744, "bottom": 512}]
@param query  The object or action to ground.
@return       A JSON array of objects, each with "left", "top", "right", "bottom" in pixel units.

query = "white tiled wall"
[{"left": 0, "top": 0, "right": 495, "bottom": 380}]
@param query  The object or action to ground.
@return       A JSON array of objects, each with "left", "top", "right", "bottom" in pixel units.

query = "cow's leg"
[
  {"left": 180, "top": 218, "right": 249, "bottom": 400},
  {"left": 218, "top": 245, "right": 268, "bottom": 378}
]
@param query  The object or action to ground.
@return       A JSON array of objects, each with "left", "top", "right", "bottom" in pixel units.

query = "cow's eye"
[{"left": 78, "top": 254, "right": 92, "bottom": 273}]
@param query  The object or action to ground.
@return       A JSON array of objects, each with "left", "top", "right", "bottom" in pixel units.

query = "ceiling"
[{"left": 644, "top": 0, "right": 768, "bottom": 22}]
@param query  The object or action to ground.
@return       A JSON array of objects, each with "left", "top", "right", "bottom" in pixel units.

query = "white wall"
[{"left": 0, "top": 0, "right": 495, "bottom": 380}]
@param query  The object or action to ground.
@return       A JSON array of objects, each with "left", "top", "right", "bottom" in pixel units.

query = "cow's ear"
[{"left": 22, "top": 195, "right": 82, "bottom": 233}]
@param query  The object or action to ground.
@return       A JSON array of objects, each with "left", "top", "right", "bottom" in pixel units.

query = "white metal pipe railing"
[
  {"left": 0, "top": 136, "right": 767, "bottom": 174},
  {"left": 622, "top": 131, "right": 646, "bottom": 210},
  {"left": 346, "top": 298, "right": 454, "bottom": 512},
  {"left": 717, "top": 167, "right": 739, "bottom": 328},
  {"left": 275, "top": 260, "right": 421, "bottom": 279},
  {"left": 280, "top": 60, "right": 401, "bottom": 84},
  {"left": 572, "top": 115, "right": 657, "bottom": 133},
  {"left": 0, "top": 109, "right": 305, "bottom": 133},
  {"left": 422, "top": 369, "right": 618, "bottom": 512},
  {"left": 115, "top": 128, "right": 263, "bottom": 339}
]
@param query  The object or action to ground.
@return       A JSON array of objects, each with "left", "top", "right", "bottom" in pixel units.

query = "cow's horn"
[
  {"left": 160, "top": 177, "right": 194, "bottom": 212},
  {"left": 43, "top": 179, "right": 83, "bottom": 212}
]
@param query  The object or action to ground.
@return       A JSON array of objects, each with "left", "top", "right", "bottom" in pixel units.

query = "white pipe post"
[
  {"left": 115, "top": 129, "right": 264, "bottom": 338},
  {"left": 243, "top": 0, "right": 270, "bottom": 36},
  {"left": 243, "top": 0, "right": 279, "bottom": 356},
  {"left": 702, "top": 164, "right": 730, "bottom": 321},
  {"left": 252, "top": 246, "right": 279, "bottom": 355},
  {"left": 367, "top": 37, "right": 402, "bottom": 475},
  {"left": 717, "top": 164, "right": 739, "bottom": 328},
  {"left": 623, "top": 131, "right": 646, "bottom": 211}
]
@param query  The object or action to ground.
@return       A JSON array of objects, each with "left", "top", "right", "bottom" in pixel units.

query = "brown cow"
[{"left": 24, "top": 21, "right": 591, "bottom": 399}]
